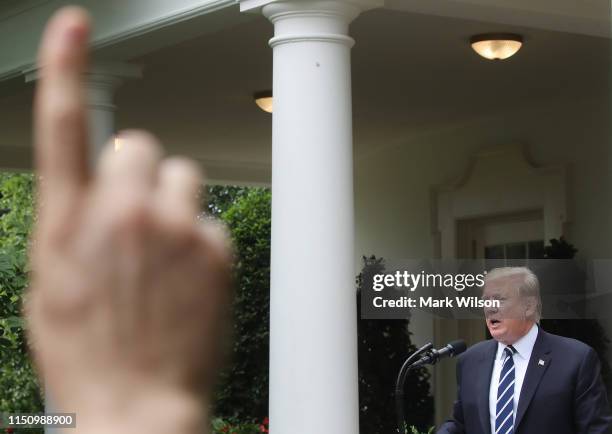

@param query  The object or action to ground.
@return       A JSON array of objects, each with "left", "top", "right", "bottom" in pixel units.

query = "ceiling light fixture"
[
  {"left": 114, "top": 135, "right": 123, "bottom": 152},
  {"left": 470, "top": 33, "right": 523, "bottom": 60},
  {"left": 254, "top": 91, "right": 273, "bottom": 113}
]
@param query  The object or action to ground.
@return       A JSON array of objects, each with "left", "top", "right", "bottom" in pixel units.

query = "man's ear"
[{"left": 524, "top": 296, "right": 537, "bottom": 320}]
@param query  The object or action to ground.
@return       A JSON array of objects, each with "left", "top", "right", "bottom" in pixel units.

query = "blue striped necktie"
[{"left": 496, "top": 346, "right": 517, "bottom": 434}]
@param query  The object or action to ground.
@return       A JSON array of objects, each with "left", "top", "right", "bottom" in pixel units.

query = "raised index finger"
[{"left": 34, "top": 7, "right": 91, "bottom": 202}]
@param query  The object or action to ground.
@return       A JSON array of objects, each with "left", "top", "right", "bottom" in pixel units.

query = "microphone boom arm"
[{"left": 394, "top": 343, "right": 433, "bottom": 433}]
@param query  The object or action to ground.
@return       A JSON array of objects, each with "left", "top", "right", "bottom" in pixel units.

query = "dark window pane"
[
  {"left": 485, "top": 244, "right": 506, "bottom": 270},
  {"left": 528, "top": 240, "right": 545, "bottom": 259},
  {"left": 485, "top": 244, "right": 504, "bottom": 259},
  {"left": 506, "top": 242, "right": 526, "bottom": 260}
]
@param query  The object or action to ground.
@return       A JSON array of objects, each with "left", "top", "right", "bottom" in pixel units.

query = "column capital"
[
  {"left": 84, "top": 62, "right": 143, "bottom": 111},
  {"left": 25, "top": 61, "right": 142, "bottom": 156},
  {"left": 25, "top": 61, "right": 142, "bottom": 112},
  {"left": 24, "top": 61, "right": 142, "bottom": 86},
  {"left": 85, "top": 61, "right": 143, "bottom": 87},
  {"left": 240, "top": 0, "right": 383, "bottom": 18},
  {"left": 242, "top": 0, "right": 382, "bottom": 48}
]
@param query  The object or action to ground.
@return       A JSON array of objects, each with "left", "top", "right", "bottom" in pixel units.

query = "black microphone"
[
  {"left": 394, "top": 340, "right": 467, "bottom": 433},
  {"left": 411, "top": 340, "right": 467, "bottom": 367}
]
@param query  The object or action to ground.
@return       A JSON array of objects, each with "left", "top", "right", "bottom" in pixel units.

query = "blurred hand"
[{"left": 26, "top": 7, "right": 232, "bottom": 434}]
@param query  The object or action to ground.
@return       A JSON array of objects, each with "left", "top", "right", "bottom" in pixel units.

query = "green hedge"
[
  {"left": 211, "top": 417, "right": 268, "bottom": 433},
  {"left": 212, "top": 188, "right": 271, "bottom": 422},
  {"left": 0, "top": 173, "right": 43, "bottom": 417}
]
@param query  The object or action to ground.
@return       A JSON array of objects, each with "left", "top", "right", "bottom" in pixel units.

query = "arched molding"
[{"left": 433, "top": 143, "right": 568, "bottom": 259}]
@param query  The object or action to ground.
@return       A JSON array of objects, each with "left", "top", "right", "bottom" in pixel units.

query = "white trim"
[
  {"left": 195, "top": 157, "right": 271, "bottom": 185},
  {"left": 0, "top": 0, "right": 52, "bottom": 22},
  {"left": 24, "top": 61, "right": 143, "bottom": 82},
  {"left": 0, "top": 145, "right": 272, "bottom": 185},
  {"left": 240, "top": 0, "right": 383, "bottom": 14},
  {"left": 91, "top": 0, "right": 237, "bottom": 50},
  {"left": 269, "top": 33, "right": 355, "bottom": 47},
  {"left": 0, "top": 0, "right": 238, "bottom": 82},
  {"left": 433, "top": 143, "right": 568, "bottom": 258}
]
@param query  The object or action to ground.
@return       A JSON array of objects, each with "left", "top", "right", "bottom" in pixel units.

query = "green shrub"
[
  {"left": 211, "top": 417, "right": 268, "bottom": 434},
  {"left": 212, "top": 188, "right": 271, "bottom": 421},
  {"left": 0, "top": 173, "right": 43, "bottom": 416},
  {"left": 406, "top": 427, "right": 434, "bottom": 434}
]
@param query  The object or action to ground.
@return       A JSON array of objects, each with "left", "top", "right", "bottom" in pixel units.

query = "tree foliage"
[
  {"left": 209, "top": 193, "right": 436, "bottom": 432},
  {"left": 0, "top": 173, "right": 44, "bottom": 415},
  {"left": 204, "top": 185, "right": 251, "bottom": 218},
  {"left": 212, "top": 188, "right": 271, "bottom": 422},
  {"left": 0, "top": 179, "right": 437, "bottom": 432}
]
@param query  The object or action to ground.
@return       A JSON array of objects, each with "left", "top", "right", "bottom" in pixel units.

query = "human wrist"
[{"left": 56, "top": 386, "right": 208, "bottom": 434}]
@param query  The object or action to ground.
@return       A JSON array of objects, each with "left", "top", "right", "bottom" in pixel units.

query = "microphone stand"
[{"left": 394, "top": 343, "right": 433, "bottom": 433}]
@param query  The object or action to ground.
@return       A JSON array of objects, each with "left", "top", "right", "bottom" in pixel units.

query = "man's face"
[{"left": 482, "top": 275, "right": 534, "bottom": 345}]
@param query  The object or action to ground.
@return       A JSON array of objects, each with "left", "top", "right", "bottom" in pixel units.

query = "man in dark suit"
[{"left": 437, "top": 267, "right": 612, "bottom": 434}]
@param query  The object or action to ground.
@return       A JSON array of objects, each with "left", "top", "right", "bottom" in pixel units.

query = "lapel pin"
[{"left": 538, "top": 359, "right": 545, "bottom": 366}]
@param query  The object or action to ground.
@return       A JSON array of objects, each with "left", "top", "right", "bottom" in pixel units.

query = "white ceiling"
[
  {"left": 0, "top": 6, "right": 609, "bottom": 175},
  {"left": 0, "top": 0, "right": 22, "bottom": 9},
  {"left": 385, "top": 0, "right": 610, "bottom": 37},
  {"left": 113, "top": 8, "right": 609, "bottom": 162}
]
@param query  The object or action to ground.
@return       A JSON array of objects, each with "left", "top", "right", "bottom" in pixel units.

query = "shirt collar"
[{"left": 496, "top": 323, "right": 539, "bottom": 360}]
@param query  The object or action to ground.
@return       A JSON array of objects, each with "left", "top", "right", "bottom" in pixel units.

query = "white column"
[
  {"left": 241, "top": 1, "right": 380, "bottom": 432},
  {"left": 85, "top": 62, "right": 142, "bottom": 160},
  {"left": 267, "top": 4, "right": 355, "bottom": 431}
]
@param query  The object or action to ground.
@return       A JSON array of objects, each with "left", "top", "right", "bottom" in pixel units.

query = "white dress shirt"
[{"left": 489, "top": 324, "right": 539, "bottom": 434}]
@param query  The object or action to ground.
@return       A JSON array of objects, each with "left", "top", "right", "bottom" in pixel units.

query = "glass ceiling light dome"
[
  {"left": 254, "top": 90, "right": 273, "bottom": 113},
  {"left": 470, "top": 33, "right": 523, "bottom": 60}
]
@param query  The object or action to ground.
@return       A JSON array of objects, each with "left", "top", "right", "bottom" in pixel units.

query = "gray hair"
[{"left": 485, "top": 267, "right": 542, "bottom": 322}]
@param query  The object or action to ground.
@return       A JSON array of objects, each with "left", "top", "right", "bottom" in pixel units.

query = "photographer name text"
[{"left": 372, "top": 296, "right": 500, "bottom": 309}]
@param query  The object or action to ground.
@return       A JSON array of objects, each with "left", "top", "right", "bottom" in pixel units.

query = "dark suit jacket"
[{"left": 437, "top": 329, "right": 612, "bottom": 434}]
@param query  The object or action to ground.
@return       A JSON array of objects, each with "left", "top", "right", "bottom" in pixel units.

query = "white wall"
[{"left": 354, "top": 93, "right": 612, "bottom": 353}]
